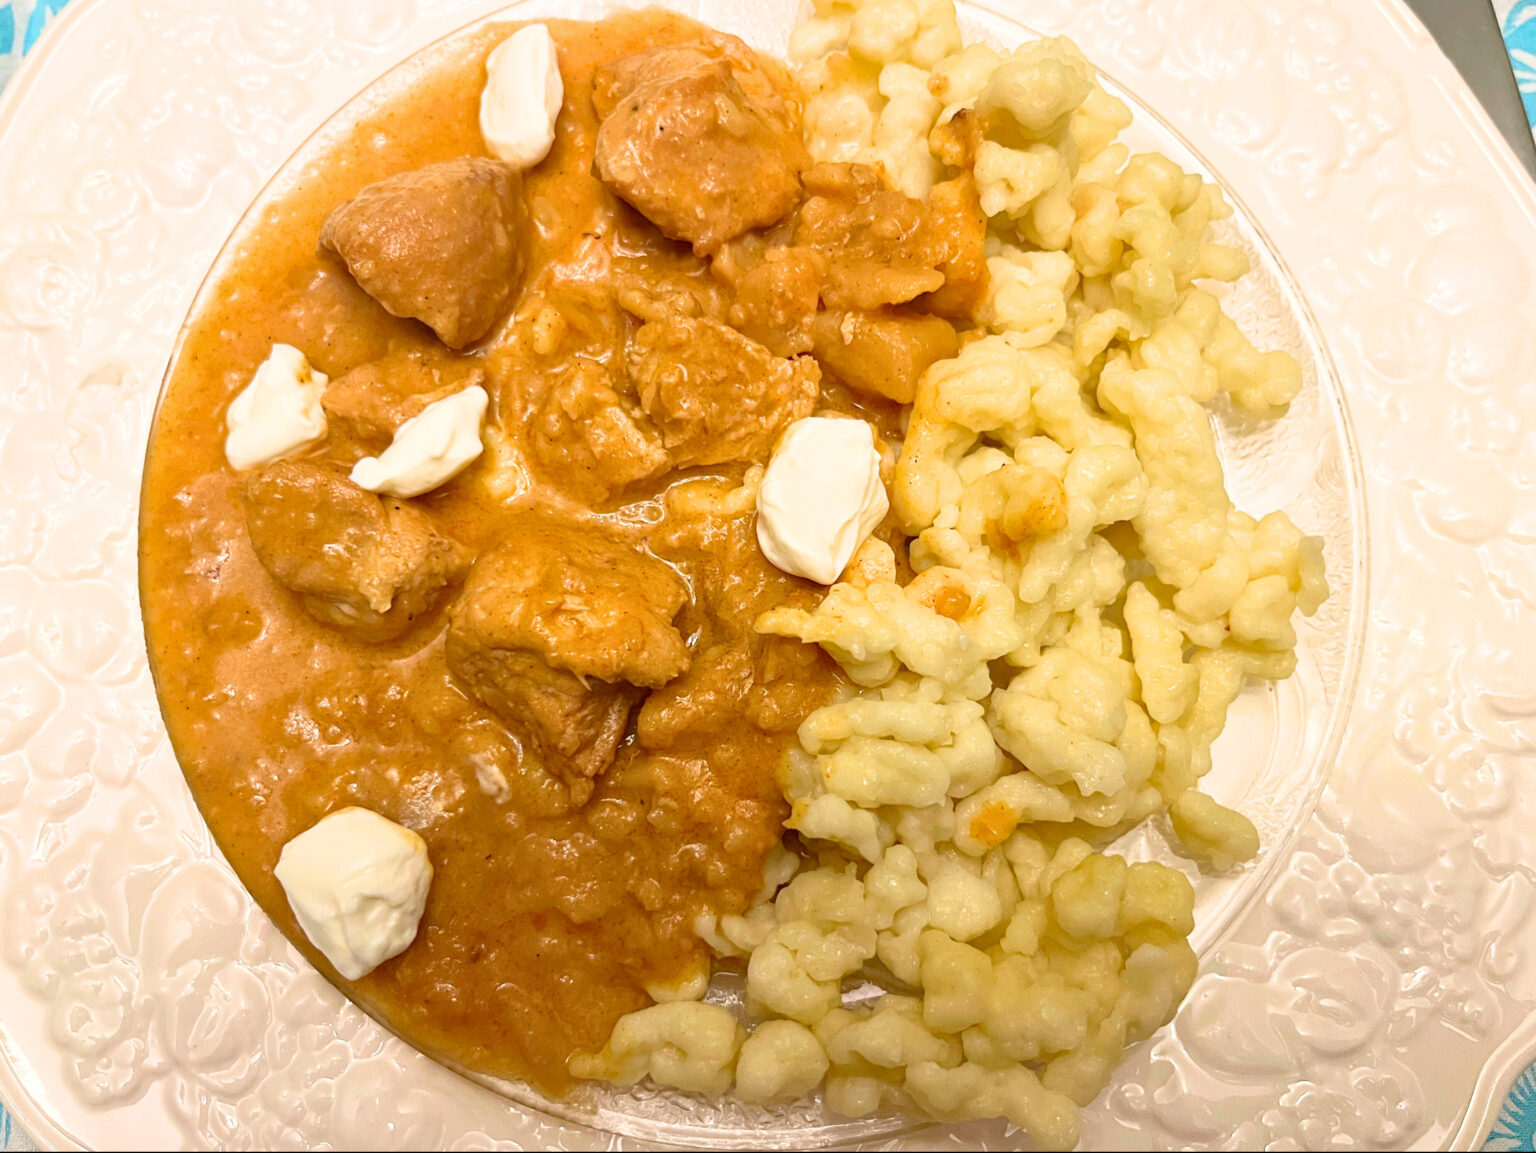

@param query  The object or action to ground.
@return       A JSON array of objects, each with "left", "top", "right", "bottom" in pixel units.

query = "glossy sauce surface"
[{"left": 139, "top": 11, "right": 902, "bottom": 1092}]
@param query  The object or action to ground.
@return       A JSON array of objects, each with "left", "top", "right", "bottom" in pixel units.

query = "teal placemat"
[
  {"left": 1489, "top": 1064, "right": 1536, "bottom": 1152},
  {"left": 0, "top": 0, "right": 1532, "bottom": 1149},
  {"left": 1498, "top": 0, "right": 1536, "bottom": 133},
  {"left": 0, "top": 0, "right": 65, "bottom": 92}
]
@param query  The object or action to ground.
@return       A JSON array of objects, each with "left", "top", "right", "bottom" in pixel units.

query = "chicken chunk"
[
  {"left": 794, "top": 163, "right": 988, "bottom": 317},
  {"left": 591, "top": 46, "right": 713, "bottom": 120},
  {"left": 725, "top": 245, "right": 824, "bottom": 358},
  {"left": 241, "top": 460, "right": 469, "bottom": 641},
  {"left": 795, "top": 163, "right": 939, "bottom": 310},
  {"left": 527, "top": 359, "right": 670, "bottom": 502},
  {"left": 450, "top": 644, "right": 640, "bottom": 812},
  {"left": 918, "top": 174, "right": 990, "bottom": 320},
  {"left": 320, "top": 157, "right": 529, "bottom": 349},
  {"left": 641, "top": 477, "right": 835, "bottom": 748},
  {"left": 450, "top": 517, "right": 689, "bottom": 685},
  {"left": 592, "top": 33, "right": 797, "bottom": 125},
  {"left": 627, "top": 315, "right": 818, "bottom": 468},
  {"left": 593, "top": 49, "right": 808, "bottom": 253},
  {"left": 322, "top": 355, "right": 488, "bottom": 450},
  {"left": 445, "top": 518, "right": 691, "bottom": 797},
  {"left": 811, "top": 307, "right": 958, "bottom": 405}
]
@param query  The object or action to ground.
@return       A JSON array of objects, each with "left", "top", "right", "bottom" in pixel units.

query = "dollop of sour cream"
[
  {"left": 756, "top": 416, "right": 889, "bottom": 584},
  {"left": 224, "top": 344, "right": 328, "bottom": 471},
  {"left": 350, "top": 385, "right": 489, "bottom": 498},
  {"left": 479, "top": 24, "right": 564, "bottom": 170},
  {"left": 273, "top": 807, "right": 433, "bottom": 982}
]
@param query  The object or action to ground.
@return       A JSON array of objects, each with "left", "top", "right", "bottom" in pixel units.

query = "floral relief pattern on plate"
[{"left": 0, "top": 0, "right": 1531, "bottom": 1148}]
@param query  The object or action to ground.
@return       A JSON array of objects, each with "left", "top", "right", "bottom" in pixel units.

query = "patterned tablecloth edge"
[{"left": 1496, "top": 0, "right": 1536, "bottom": 138}]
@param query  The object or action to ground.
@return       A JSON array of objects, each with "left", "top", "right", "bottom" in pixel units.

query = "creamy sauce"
[{"left": 140, "top": 11, "right": 905, "bottom": 1093}]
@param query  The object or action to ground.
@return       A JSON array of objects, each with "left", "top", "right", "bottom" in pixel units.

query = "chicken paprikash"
[{"left": 142, "top": 9, "right": 963, "bottom": 1093}]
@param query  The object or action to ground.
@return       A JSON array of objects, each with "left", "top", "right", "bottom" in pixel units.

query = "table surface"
[
  {"left": 1412, "top": 0, "right": 1536, "bottom": 175},
  {"left": 0, "top": 0, "right": 1533, "bottom": 1150}
]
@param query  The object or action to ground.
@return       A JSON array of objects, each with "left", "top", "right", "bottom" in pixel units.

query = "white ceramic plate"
[{"left": 0, "top": 0, "right": 1532, "bottom": 1148}]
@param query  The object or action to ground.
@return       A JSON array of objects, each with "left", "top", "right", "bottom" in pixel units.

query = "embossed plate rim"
[
  {"left": 1, "top": 7, "right": 137, "bottom": 1149},
  {"left": 133, "top": 0, "right": 1369, "bottom": 1145}
]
